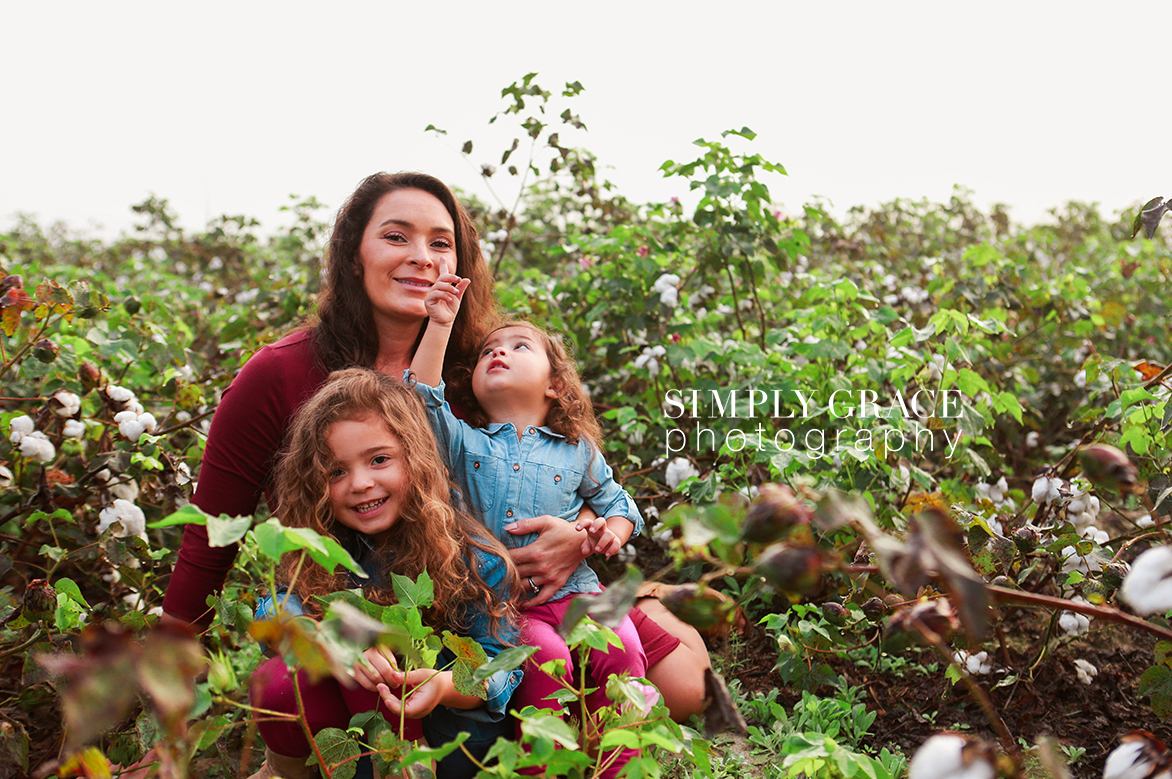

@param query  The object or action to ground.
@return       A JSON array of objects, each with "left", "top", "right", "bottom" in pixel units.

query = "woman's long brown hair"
[{"left": 273, "top": 368, "right": 518, "bottom": 638}]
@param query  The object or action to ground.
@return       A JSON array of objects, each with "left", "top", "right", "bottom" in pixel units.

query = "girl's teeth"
[{"left": 355, "top": 498, "right": 387, "bottom": 512}]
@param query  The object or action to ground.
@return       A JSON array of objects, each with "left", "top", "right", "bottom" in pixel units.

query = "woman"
[{"left": 161, "top": 171, "right": 708, "bottom": 730}]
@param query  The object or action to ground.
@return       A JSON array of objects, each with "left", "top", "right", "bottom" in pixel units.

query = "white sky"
[{"left": 4, "top": 2, "right": 1168, "bottom": 238}]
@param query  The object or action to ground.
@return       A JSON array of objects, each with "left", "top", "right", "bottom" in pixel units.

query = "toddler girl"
[
  {"left": 249, "top": 368, "right": 521, "bottom": 779},
  {"left": 409, "top": 269, "right": 650, "bottom": 778}
]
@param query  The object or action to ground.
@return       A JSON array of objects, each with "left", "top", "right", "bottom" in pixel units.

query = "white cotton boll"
[
  {"left": 1122, "top": 546, "right": 1172, "bottom": 616},
  {"left": 114, "top": 410, "right": 138, "bottom": 425},
  {"left": 19, "top": 432, "right": 55, "bottom": 463},
  {"left": 1087, "top": 496, "right": 1100, "bottom": 518},
  {"left": 1059, "top": 610, "right": 1090, "bottom": 637},
  {"left": 0, "top": 465, "right": 12, "bottom": 488},
  {"left": 1073, "top": 658, "right": 1098, "bottom": 684},
  {"left": 953, "top": 650, "right": 993, "bottom": 675},
  {"left": 590, "top": 321, "right": 603, "bottom": 339},
  {"left": 987, "top": 517, "right": 1003, "bottom": 536},
  {"left": 1026, "top": 431, "right": 1040, "bottom": 449},
  {"left": 694, "top": 284, "right": 716, "bottom": 303},
  {"left": 665, "top": 457, "right": 699, "bottom": 490},
  {"left": 1080, "top": 525, "right": 1109, "bottom": 545},
  {"left": 652, "top": 274, "right": 681, "bottom": 308},
  {"left": 1137, "top": 514, "right": 1155, "bottom": 528},
  {"left": 63, "top": 419, "right": 86, "bottom": 438},
  {"left": 1068, "top": 496, "right": 1087, "bottom": 516},
  {"left": 616, "top": 545, "right": 637, "bottom": 564},
  {"left": 52, "top": 390, "right": 81, "bottom": 417},
  {"left": 1102, "top": 739, "right": 1169, "bottom": 779},
  {"left": 1031, "top": 476, "right": 1051, "bottom": 504},
  {"left": 883, "top": 293, "right": 900, "bottom": 305},
  {"left": 106, "top": 384, "right": 135, "bottom": 404},
  {"left": 643, "top": 505, "right": 659, "bottom": 522},
  {"left": 908, "top": 734, "right": 994, "bottom": 779},
  {"left": 119, "top": 418, "right": 147, "bottom": 441},
  {"left": 110, "top": 478, "right": 139, "bottom": 502},
  {"left": 98, "top": 499, "right": 146, "bottom": 539},
  {"left": 9, "top": 414, "right": 34, "bottom": 444},
  {"left": 138, "top": 413, "right": 157, "bottom": 434},
  {"left": 1074, "top": 369, "right": 1087, "bottom": 388}
]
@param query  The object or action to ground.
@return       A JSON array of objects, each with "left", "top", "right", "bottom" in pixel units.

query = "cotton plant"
[
  {"left": 50, "top": 390, "right": 81, "bottom": 417},
  {"left": 651, "top": 273, "right": 680, "bottom": 308},
  {"left": 633, "top": 345, "right": 666, "bottom": 379},
  {"left": 908, "top": 733, "right": 995, "bottom": 779},
  {"left": 1121, "top": 547, "right": 1172, "bottom": 616},
  {"left": 1073, "top": 658, "right": 1098, "bottom": 684},
  {"left": 114, "top": 409, "right": 158, "bottom": 442},
  {"left": 97, "top": 499, "right": 147, "bottom": 540},
  {"left": 974, "top": 476, "right": 1015, "bottom": 512},
  {"left": 1058, "top": 597, "right": 1091, "bottom": 637},
  {"left": 1103, "top": 732, "right": 1172, "bottom": 779},
  {"left": 952, "top": 649, "right": 993, "bottom": 675},
  {"left": 1031, "top": 475, "right": 1063, "bottom": 505},
  {"left": 665, "top": 457, "right": 699, "bottom": 490}
]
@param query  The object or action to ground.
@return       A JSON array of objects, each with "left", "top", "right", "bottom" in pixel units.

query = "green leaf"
[
  {"left": 391, "top": 570, "right": 434, "bottom": 609},
  {"left": 206, "top": 513, "right": 252, "bottom": 547},
  {"left": 443, "top": 631, "right": 489, "bottom": 699},
  {"left": 147, "top": 504, "right": 210, "bottom": 528},
  {"left": 1139, "top": 665, "right": 1172, "bottom": 718},
  {"left": 519, "top": 711, "right": 580, "bottom": 749},
  {"left": 474, "top": 645, "right": 537, "bottom": 683},
  {"left": 311, "top": 727, "right": 359, "bottom": 779}
]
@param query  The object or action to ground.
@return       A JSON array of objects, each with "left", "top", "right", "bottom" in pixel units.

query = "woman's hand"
[{"left": 505, "top": 514, "right": 590, "bottom": 604}]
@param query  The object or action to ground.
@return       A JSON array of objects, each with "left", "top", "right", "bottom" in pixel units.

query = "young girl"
[
  {"left": 248, "top": 369, "right": 521, "bottom": 779},
  {"left": 409, "top": 270, "right": 651, "bottom": 778}
]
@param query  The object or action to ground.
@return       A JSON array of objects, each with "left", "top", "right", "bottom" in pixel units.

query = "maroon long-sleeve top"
[{"left": 163, "top": 330, "right": 326, "bottom": 624}]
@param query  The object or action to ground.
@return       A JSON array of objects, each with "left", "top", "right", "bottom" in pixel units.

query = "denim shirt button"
[
  {"left": 528, "top": 427, "right": 536, "bottom": 434},
  {"left": 506, "top": 509, "right": 514, "bottom": 517},
  {"left": 513, "top": 463, "right": 520, "bottom": 471},
  {"left": 554, "top": 474, "right": 562, "bottom": 482},
  {"left": 474, "top": 461, "right": 480, "bottom": 469}
]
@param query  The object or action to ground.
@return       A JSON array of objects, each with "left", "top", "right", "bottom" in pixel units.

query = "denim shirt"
[
  {"left": 409, "top": 377, "right": 644, "bottom": 604},
  {"left": 256, "top": 530, "right": 521, "bottom": 723}
]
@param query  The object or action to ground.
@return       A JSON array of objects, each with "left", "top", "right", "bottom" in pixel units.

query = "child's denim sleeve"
[
  {"left": 454, "top": 550, "right": 523, "bottom": 722},
  {"left": 578, "top": 441, "right": 645, "bottom": 536},
  {"left": 403, "top": 373, "right": 468, "bottom": 473},
  {"left": 255, "top": 588, "right": 306, "bottom": 621}
]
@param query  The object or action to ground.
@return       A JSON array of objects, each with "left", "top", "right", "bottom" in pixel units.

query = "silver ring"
[{"left": 527, "top": 576, "right": 539, "bottom": 592}]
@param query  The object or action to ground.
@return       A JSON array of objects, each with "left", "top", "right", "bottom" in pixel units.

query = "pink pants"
[{"left": 514, "top": 596, "right": 646, "bottom": 779}]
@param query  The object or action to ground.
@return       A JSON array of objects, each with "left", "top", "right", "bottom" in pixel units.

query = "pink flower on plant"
[
  {"left": 637, "top": 246, "right": 649, "bottom": 258},
  {"left": 670, "top": 333, "right": 681, "bottom": 344},
  {"left": 578, "top": 256, "right": 595, "bottom": 269}
]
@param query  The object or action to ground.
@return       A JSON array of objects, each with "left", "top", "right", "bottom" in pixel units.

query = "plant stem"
[{"left": 987, "top": 584, "right": 1172, "bottom": 642}]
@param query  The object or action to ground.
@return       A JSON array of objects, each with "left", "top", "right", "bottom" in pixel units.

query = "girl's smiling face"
[
  {"left": 326, "top": 415, "right": 407, "bottom": 540},
  {"left": 357, "top": 188, "right": 456, "bottom": 327}
]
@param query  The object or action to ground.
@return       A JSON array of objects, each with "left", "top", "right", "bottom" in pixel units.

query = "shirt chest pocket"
[
  {"left": 531, "top": 463, "right": 584, "bottom": 518},
  {"left": 462, "top": 448, "right": 505, "bottom": 514}
]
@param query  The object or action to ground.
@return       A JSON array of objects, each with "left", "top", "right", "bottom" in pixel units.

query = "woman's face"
[
  {"left": 357, "top": 188, "right": 457, "bottom": 327},
  {"left": 326, "top": 415, "right": 407, "bottom": 541}
]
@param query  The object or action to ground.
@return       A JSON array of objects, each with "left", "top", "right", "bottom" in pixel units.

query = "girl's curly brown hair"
[
  {"left": 273, "top": 368, "right": 518, "bottom": 638},
  {"left": 455, "top": 319, "right": 602, "bottom": 449}
]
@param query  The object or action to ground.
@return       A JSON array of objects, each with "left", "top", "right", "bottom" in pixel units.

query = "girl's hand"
[
  {"left": 505, "top": 514, "right": 589, "bottom": 604},
  {"left": 577, "top": 516, "right": 622, "bottom": 557},
  {"left": 424, "top": 256, "right": 470, "bottom": 326},
  {"left": 352, "top": 645, "right": 401, "bottom": 692},
  {"left": 376, "top": 669, "right": 477, "bottom": 719}
]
